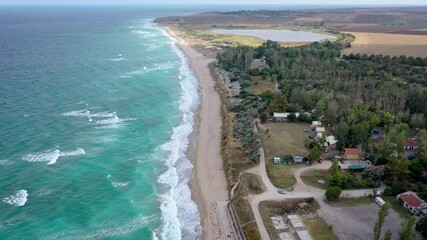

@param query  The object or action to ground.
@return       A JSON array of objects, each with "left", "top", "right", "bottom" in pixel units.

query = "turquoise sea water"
[{"left": 0, "top": 7, "right": 201, "bottom": 240}]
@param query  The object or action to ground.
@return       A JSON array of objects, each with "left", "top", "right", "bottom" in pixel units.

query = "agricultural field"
[{"left": 343, "top": 32, "right": 427, "bottom": 57}]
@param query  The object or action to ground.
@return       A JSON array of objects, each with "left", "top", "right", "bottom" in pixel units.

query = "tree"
[
  {"left": 267, "top": 95, "right": 288, "bottom": 113},
  {"left": 410, "top": 113, "right": 425, "bottom": 129},
  {"left": 374, "top": 202, "right": 391, "bottom": 240},
  {"left": 324, "top": 101, "right": 338, "bottom": 125},
  {"left": 416, "top": 217, "right": 427, "bottom": 238},
  {"left": 384, "top": 157, "right": 410, "bottom": 182},
  {"left": 259, "top": 112, "right": 268, "bottom": 123},
  {"left": 308, "top": 146, "right": 321, "bottom": 164},
  {"left": 399, "top": 217, "right": 416, "bottom": 240},
  {"left": 325, "top": 186, "right": 342, "bottom": 201},
  {"left": 335, "top": 121, "right": 349, "bottom": 151},
  {"left": 330, "top": 160, "right": 345, "bottom": 187},
  {"left": 287, "top": 113, "right": 297, "bottom": 122}
]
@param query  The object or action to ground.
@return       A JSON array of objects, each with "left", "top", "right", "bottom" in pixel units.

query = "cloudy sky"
[{"left": 1, "top": 0, "right": 426, "bottom": 5}]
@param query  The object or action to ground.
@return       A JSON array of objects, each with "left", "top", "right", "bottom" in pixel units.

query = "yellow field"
[{"left": 343, "top": 32, "right": 427, "bottom": 57}]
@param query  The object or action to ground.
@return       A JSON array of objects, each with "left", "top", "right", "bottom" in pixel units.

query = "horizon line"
[{"left": 1, "top": 3, "right": 427, "bottom": 6}]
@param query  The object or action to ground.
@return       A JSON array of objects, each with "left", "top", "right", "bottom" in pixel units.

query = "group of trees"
[{"left": 374, "top": 203, "right": 418, "bottom": 240}]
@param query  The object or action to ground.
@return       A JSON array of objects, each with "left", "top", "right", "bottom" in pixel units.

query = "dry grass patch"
[
  {"left": 343, "top": 32, "right": 427, "bottom": 57},
  {"left": 247, "top": 76, "right": 277, "bottom": 95},
  {"left": 258, "top": 122, "right": 310, "bottom": 157}
]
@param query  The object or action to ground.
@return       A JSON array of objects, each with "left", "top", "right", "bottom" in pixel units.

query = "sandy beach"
[{"left": 165, "top": 28, "right": 230, "bottom": 239}]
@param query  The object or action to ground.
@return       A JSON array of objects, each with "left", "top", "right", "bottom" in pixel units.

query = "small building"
[
  {"left": 283, "top": 158, "right": 295, "bottom": 165},
  {"left": 324, "top": 135, "right": 337, "bottom": 147},
  {"left": 348, "top": 165, "right": 365, "bottom": 172},
  {"left": 316, "top": 132, "right": 323, "bottom": 139},
  {"left": 273, "top": 112, "right": 300, "bottom": 121},
  {"left": 404, "top": 138, "right": 418, "bottom": 150},
  {"left": 293, "top": 156, "right": 304, "bottom": 163},
  {"left": 315, "top": 127, "right": 326, "bottom": 133},
  {"left": 397, "top": 191, "right": 427, "bottom": 216},
  {"left": 345, "top": 148, "right": 360, "bottom": 160},
  {"left": 273, "top": 157, "right": 281, "bottom": 165}
]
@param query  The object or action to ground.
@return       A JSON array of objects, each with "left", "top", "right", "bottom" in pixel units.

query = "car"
[
  {"left": 277, "top": 189, "right": 286, "bottom": 195},
  {"left": 334, "top": 155, "right": 343, "bottom": 159},
  {"left": 367, "top": 160, "right": 373, "bottom": 165},
  {"left": 304, "top": 129, "right": 310, "bottom": 132},
  {"left": 288, "top": 187, "right": 295, "bottom": 192},
  {"left": 340, "top": 159, "right": 345, "bottom": 164}
]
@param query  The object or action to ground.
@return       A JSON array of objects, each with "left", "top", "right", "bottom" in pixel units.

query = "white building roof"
[
  {"left": 326, "top": 135, "right": 337, "bottom": 145},
  {"left": 273, "top": 112, "right": 300, "bottom": 118},
  {"left": 315, "top": 127, "right": 326, "bottom": 133},
  {"left": 312, "top": 121, "right": 321, "bottom": 126},
  {"left": 296, "top": 230, "right": 314, "bottom": 240}
]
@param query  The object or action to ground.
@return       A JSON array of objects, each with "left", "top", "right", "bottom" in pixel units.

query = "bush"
[
  {"left": 325, "top": 186, "right": 342, "bottom": 201},
  {"left": 416, "top": 217, "right": 427, "bottom": 238},
  {"left": 384, "top": 186, "right": 392, "bottom": 196}
]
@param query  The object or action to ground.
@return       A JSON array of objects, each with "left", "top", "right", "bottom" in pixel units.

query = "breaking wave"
[
  {"left": 22, "top": 148, "right": 85, "bottom": 165},
  {"left": 3, "top": 190, "right": 28, "bottom": 207}
]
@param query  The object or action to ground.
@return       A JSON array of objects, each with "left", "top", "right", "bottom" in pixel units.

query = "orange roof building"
[{"left": 344, "top": 148, "right": 360, "bottom": 160}]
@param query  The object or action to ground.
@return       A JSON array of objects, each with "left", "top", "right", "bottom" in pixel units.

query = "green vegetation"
[
  {"left": 300, "top": 169, "right": 330, "bottom": 189},
  {"left": 325, "top": 186, "right": 342, "bottom": 201},
  {"left": 236, "top": 173, "right": 265, "bottom": 196},
  {"left": 247, "top": 76, "right": 277, "bottom": 95},
  {"left": 382, "top": 196, "right": 413, "bottom": 220},
  {"left": 416, "top": 217, "right": 427, "bottom": 238},
  {"left": 302, "top": 216, "right": 338, "bottom": 240},
  {"left": 374, "top": 203, "right": 391, "bottom": 240},
  {"left": 265, "top": 159, "right": 299, "bottom": 188},
  {"left": 232, "top": 197, "right": 261, "bottom": 239}
]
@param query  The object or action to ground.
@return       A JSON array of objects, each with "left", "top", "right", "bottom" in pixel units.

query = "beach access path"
[{"left": 165, "top": 28, "right": 233, "bottom": 240}]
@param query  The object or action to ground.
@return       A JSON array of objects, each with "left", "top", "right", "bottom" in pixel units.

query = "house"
[
  {"left": 293, "top": 156, "right": 304, "bottom": 163},
  {"left": 404, "top": 138, "right": 418, "bottom": 150},
  {"left": 273, "top": 112, "right": 300, "bottom": 121},
  {"left": 397, "top": 191, "right": 427, "bottom": 216},
  {"left": 345, "top": 148, "right": 360, "bottom": 160},
  {"left": 315, "top": 127, "right": 326, "bottom": 133},
  {"left": 324, "top": 135, "right": 337, "bottom": 147},
  {"left": 273, "top": 157, "right": 281, "bottom": 165}
]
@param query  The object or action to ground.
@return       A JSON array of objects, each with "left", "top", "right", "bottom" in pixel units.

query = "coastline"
[{"left": 163, "top": 26, "right": 230, "bottom": 239}]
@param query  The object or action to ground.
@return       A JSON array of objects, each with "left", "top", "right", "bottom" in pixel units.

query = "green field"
[
  {"left": 300, "top": 169, "right": 331, "bottom": 189},
  {"left": 247, "top": 76, "right": 277, "bottom": 95}
]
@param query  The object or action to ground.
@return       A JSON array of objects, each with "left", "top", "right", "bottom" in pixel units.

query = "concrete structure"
[
  {"left": 296, "top": 230, "right": 314, "bottom": 240},
  {"left": 287, "top": 214, "right": 305, "bottom": 228},
  {"left": 279, "top": 232, "right": 295, "bottom": 240},
  {"left": 271, "top": 216, "right": 287, "bottom": 230},
  {"left": 345, "top": 148, "right": 360, "bottom": 160},
  {"left": 397, "top": 191, "right": 427, "bottom": 217}
]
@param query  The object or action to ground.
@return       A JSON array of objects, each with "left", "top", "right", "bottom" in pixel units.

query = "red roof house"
[
  {"left": 344, "top": 148, "right": 360, "bottom": 160},
  {"left": 397, "top": 191, "right": 427, "bottom": 216},
  {"left": 404, "top": 138, "right": 418, "bottom": 150}
]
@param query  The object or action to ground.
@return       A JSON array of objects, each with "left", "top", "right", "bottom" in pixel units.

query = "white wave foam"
[
  {"left": 22, "top": 148, "right": 85, "bottom": 165},
  {"left": 61, "top": 109, "right": 116, "bottom": 118},
  {"left": 3, "top": 190, "right": 28, "bottom": 207},
  {"left": 0, "top": 160, "right": 14, "bottom": 166},
  {"left": 155, "top": 22, "right": 202, "bottom": 240},
  {"left": 109, "top": 57, "right": 128, "bottom": 62},
  {"left": 112, "top": 182, "right": 130, "bottom": 188}
]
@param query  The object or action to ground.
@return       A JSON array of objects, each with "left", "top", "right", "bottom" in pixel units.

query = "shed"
[
  {"left": 283, "top": 158, "right": 295, "bottom": 164},
  {"left": 348, "top": 165, "right": 365, "bottom": 172},
  {"left": 324, "top": 135, "right": 337, "bottom": 147},
  {"left": 273, "top": 157, "right": 281, "bottom": 164},
  {"left": 311, "top": 121, "right": 321, "bottom": 126}
]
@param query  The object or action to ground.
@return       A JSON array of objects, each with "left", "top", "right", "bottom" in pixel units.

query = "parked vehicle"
[
  {"left": 277, "top": 189, "right": 286, "bottom": 195},
  {"left": 340, "top": 159, "right": 345, "bottom": 164},
  {"left": 288, "top": 187, "right": 294, "bottom": 192},
  {"left": 334, "top": 155, "right": 343, "bottom": 159}
]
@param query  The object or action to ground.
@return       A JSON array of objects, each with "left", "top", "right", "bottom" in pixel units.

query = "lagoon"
[{"left": 212, "top": 29, "right": 335, "bottom": 42}]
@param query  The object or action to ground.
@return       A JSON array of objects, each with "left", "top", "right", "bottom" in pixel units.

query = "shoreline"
[{"left": 164, "top": 26, "right": 230, "bottom": 239}]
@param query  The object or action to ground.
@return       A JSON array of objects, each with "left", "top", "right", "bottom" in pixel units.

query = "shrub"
[{"left": 325, "top": 186, "right": 342, "bottom": 201}]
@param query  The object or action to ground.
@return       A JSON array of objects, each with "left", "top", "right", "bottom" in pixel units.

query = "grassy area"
[
  {"left": 383, "top": 196, "right": 413, "bottom": 220},
  {"left": 232, "top": 197, "right": 261, "bottom": 240},
  {"left": 258, "top": 122, "right": 310, "bottom": 188},
  {"left": 302, "top": 216, "right": 338, "bottom": 240},
  {"left": 266, "top": 159, "right": 303, "bottom": 188},
  {"left": 236, "top": 173, "right": 265, "bottom": 196},
  {"left": 300, "top": 169, "right": 330, "bottom": 189},
  {"left": 258, "top": 122, "right": 310, "bottom": 157},
  {"left": 259, "top": 199, "right": 337, "bottom": 240},
  {"left": 246, "top": 76, "right": 277, "bottom": 95},
  {"left": 192, "top": 29, "right": 265, "bottom": 47},
  {"left": 241, "top": 222, "right": 262, "bottom": 240},
  {"left": 327, "top": 197, "right": 375, "bottom": 207}
]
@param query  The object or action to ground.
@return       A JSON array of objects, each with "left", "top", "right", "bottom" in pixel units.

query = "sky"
[{"left": 1, "top": 0, "right": 426, "bottom": 5}]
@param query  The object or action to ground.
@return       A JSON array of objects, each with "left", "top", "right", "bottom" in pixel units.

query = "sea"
[{"left": 0, "top": 6, "right": 206, "bottom": 240}]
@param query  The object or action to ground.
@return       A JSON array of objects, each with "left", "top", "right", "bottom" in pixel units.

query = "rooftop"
[
  {"left": 398, "top": 191, "right": 426, "bottom": 208},
  {"left": 406, "top": 138, "right": 417, "bottom": 147},
  {"left": 345, "top": 148, "right": 360, "bottom": 155}
]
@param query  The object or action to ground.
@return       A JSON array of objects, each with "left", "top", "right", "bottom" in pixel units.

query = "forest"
[{"left": 217, "top": 33, "right": 427, "bottom": 210}]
